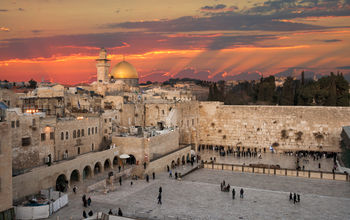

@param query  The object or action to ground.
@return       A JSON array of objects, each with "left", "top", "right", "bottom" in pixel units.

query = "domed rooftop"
[{"left": 110, "top": 61, "right": 138, "bottom": 79}]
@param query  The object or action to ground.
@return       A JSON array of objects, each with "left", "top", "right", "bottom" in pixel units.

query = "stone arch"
[
  {"left": 126, "top": 154, "right": 136, "bottom": 165},
  {"left": 83, "top": 165, "right": 92, "bottom": 180},
  {"left": 56, "top": 174, "right": 68, "bottom": 192},
  {"left": 70, "top": 169, "right": 80, "bottom": 186},
  {"left": 104, "top": 159, "right": 111, "bottom": 171},
  {"left": 94, "top": 162, "right": 102, "bottom": 174},
  {"left": 113, "top": 156, "right": 119, "bottom": 166}
]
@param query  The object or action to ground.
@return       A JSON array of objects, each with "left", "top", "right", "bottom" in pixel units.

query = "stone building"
[{"left": 0, "top": 121, "right": 15, "bottom": 219}]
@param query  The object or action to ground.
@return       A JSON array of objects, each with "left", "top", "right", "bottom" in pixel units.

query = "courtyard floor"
[{"left": 49, "top": 165, "right": 350, "bottom": 220}]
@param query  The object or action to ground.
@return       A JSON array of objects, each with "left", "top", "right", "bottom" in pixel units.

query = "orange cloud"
[{"left": 0, "top": 27, "right": 10, "bottom": 32}]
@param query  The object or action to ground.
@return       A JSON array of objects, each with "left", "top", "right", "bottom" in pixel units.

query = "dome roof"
[{"left": 110, "top": 61, "right": 138, "bottom": 79}]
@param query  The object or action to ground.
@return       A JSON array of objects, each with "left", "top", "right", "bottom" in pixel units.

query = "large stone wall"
[{"left": 198, "top": 102, "right": 350, "bottom": 152}]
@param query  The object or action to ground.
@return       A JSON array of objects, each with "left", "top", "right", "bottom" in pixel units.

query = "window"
[
  {"left": 66, "top": 131, "right": 69, "bottom": 140},
  {"left": 82, "top": 129, "right": 85, "bottom": 137},
  {"left": 77, "top": 130, "right": 80, "bottom": 138},
  {"left": 78, "top": 147, "right": 80, "bottom": 155},
  {"left": 22, "top": 137, "right": 31, "bottom": 146},
  {"left": 92, "top": 127, "right": 94, "bottom": 135},
  {"left": 95, "top": 127, "right": 97, "bottom": 133},
  {"left": 61, "top": 132, "right": 64, "bottom": 140},
  {"left": 88, "top": 128, "right": 90, "bottom": 135},
  {"left": 41, "top": 133, "right": 46, "bottom": 141},
  {"left": 16, "top": 120, "right": 20, "bottom": 127},
  {"left": 11, "top": 121, "right": 15, "bottom": 128},
  {"left": 73, "top": 130, "right": 76, "bottom": 138},
  {"left": 92, "top": 143, "right": 94, "bottom": 151},
  {"left": 50, "top": 132, "right": 54, "bottom": 140},
  {"left": 105, "top": 119, "right": 107, "bottom": 123}
]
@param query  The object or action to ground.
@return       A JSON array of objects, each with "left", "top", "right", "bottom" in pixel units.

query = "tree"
[{"left": 28, "top": 79, "right": 37, "bottom": 89}]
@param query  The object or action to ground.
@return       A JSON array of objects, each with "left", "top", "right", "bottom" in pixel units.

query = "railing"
[{"left": 203, "top": 162, "right": 350, "bottom": 182}]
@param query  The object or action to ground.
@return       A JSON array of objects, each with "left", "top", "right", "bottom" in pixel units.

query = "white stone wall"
[{"left": 198, "top": 102, "right": 350, "bottom": 152}]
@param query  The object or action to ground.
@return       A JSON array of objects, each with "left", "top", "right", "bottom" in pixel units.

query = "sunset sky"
[{"left": 1, "top": 0, "right": 350, "bottom": 84}]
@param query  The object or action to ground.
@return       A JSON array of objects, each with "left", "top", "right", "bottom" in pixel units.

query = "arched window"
[
  {"left": 61, "top": 132, "right": 64, "bottom": 140},
  {"left": 73, "top": 130, "right": 76, "bottom": 138},
  {"left": 77, "top": 130, "right": 80, "bottom": 137},
  {"left": 88, "top": 128, "right": 90, "bottom": 135},
  {"left": 82, "top": 129, "right": 85, "bottom": 137},
  {"left": 66, "top": 131, "right": 69, "bottom": 139}
]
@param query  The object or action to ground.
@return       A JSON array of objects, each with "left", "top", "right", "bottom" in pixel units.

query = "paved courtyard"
[{"left": 49, "top": 166, "right": 350, "bottom": 220}]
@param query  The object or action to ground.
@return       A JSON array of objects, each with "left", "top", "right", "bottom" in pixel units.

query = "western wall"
[{"left": 198, "top": 102, "right": 350, "bottom": 152}]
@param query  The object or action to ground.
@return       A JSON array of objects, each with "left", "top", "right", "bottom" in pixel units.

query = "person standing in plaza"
[
  {"left": 118, "top": 208, "right": 123, "bottom": 216},
  {"left": 119, "top": 176, "right": 122, "bottom": 186},
  {"left": 146, "top": 174, "right": 149, "bottom": 182},
  {"left": 157, "top": 192, "right": 162, "bottom": 204},
  {"left": 152, "top": 172, "right": 155, "bottom": 180},
  {"left": 240, "top": 188, "right": 244, "bottom": 198},
  {"left": 87, "top": 197, "right": 91, "bottom": 206},
  {"left": 289, "top": 193, "right": 293, "bottom": 201},
  {"left": 73, "top": 185, "right": 78, "bottom": 194},
  {"left": 159, "top": 186, "right": 162, "bottom": 194},
  {"left": 297, "top": 194, "right": 300, "bottom": 203},
  {"left": 232, "top": 188, "right": 235, "bottom": 199},
  {"left": 118, "top": 165, "right": 121, "bottom": 173},
  {"left": 293, "top": 193, "right": 297, "bottom": 204},
  {"left": 83, "top": 210, "right": 87, "bottom": 218},
  {"left": 167, "top": 165, "right": 170, "bottom": 172}
]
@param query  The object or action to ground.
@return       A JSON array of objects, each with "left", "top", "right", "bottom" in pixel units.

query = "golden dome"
[{"left": 109, "top": 61, "right": 138, "bottom": 79}]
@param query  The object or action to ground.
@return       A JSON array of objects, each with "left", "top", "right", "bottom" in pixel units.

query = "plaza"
[{"left": 49, "top": 166, "right": 350, "bottom": 220}]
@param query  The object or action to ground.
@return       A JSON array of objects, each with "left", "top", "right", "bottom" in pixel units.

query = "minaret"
[{"left": 96, "top": 48, "right": 110, "bottom": 83}]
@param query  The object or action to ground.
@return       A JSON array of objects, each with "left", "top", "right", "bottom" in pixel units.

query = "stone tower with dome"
[{"left": 91, "top": 48, "right": 139, "bottom": 96}]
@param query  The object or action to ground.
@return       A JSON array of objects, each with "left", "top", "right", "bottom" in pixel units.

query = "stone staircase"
[{"left": 131, "top": 165, "right": 145, "bottom": 179}]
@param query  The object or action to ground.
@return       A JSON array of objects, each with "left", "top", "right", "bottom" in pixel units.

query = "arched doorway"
[
  {"left": 70, "top": 169, "right": 80, "bottom": 186},
  {"left": 94, "top": 162, "right": 102, "bottom": 174},
  {"left": 177, "top": 158, "right": 180, "bottom": 166},
  {"left": 182, "top": 155, "right": 185, "bottom": 165},
  {"left": 113, "top": 156, "right": 119, "bottom": 166},
  {"left": 56, "top": 174, "right": 68, "bottom": 192},
  {"left": 104, "top": 159, "right": 111, "bottom": 170},
  {"left": 83, "top": 166, "right": 92, "bottom": 180},
  {"left": 126, "top": 154, "right": 136, "bottom": 165}
]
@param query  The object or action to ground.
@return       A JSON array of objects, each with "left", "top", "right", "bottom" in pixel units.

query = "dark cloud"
[
  {"left": 0, "top": 31, "right": 285, "bottom": 60},
  {"left": 18, "top": 8, "right": 24, "bottom": 11},
  {"left": 337, "top": 66, "right": 350, "bottom": 69},
  {"left": 107, "top": 14, "right": 327, "bottom": 32},
  {"left": 323, "top": 39, "right": 342, "bottom": 43},
  {"left": 31, "top": 30, "right": 42, "bottom": 34},
  {"left": 103, "top": 0, "right": 349, "bottom": 33},
  {"left": 201, "top": 4, "right": 227, "bottom": 11},
  {"left": 0, "top": 9, "right": 8, "bottom": 12}
]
